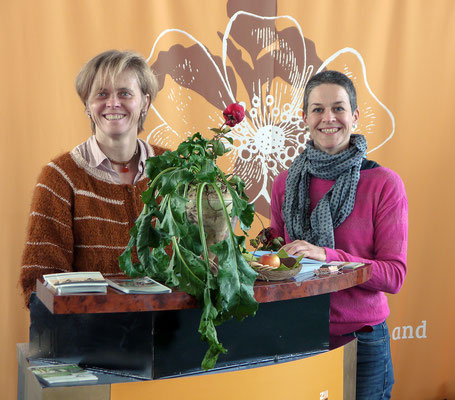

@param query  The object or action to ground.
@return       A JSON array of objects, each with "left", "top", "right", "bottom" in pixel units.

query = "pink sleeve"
[
  {"left": 325, "top": 175, "right": 408, "bottom": 294},
  {"left": 270, "top": 172, "right": 287, "bottom": 240}
]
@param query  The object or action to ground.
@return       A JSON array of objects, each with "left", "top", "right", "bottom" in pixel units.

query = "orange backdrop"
[{"left": 2, "top": 1, "right": 455, "bottom": 399}]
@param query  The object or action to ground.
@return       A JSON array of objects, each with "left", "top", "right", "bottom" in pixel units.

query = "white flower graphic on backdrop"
[{"left": 146, "top": 11, "right": 394, "bottom": 215}]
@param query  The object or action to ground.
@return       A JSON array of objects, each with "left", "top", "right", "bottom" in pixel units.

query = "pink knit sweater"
[{"left": 271, "top": 166, "right": 408, "bottom": 335}]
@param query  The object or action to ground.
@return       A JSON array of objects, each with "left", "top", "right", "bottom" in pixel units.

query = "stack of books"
[
  {"left": 43, "top": 271, "right": 108, "bottom": 295},
  {"left": 106, "top": 276, "right": 172, "bottom": 294},
  {"left": 28, "top": 363, "right": 98, "bottom": 386}
]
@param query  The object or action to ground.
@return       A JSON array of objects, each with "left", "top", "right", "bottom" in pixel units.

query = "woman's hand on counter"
[{"left": 281, "top": 240, "right": 327, "bottom": 262}]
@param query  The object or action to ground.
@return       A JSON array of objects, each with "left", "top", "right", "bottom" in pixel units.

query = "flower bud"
[{"left": 223, "top": 103, "right": 245, "bottom": 127}]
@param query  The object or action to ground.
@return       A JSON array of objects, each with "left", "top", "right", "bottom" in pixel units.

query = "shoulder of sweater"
[
  {"left": 138, "top": 138, "right": 157, "bottom": 158},
  {"left": 39, "top": 152, "right": 76, "bottom": 183},
  {"left": 274, "top": 170, "right": 289, "bottom": 187},
  {"left": 360, "top": 164, "right": 403, "bottom": 183},
  {"left": 147, "top": 140, "right": 168, "bottom": 156},
  {"left": 359, "top": 165, "right": 407, "bottom": 197},
  {"left": 48, "top": 151, "right": 74, "bottom": 165},
  {"left": 39, "top": 150, "right": 110, "bottom": 189},
  {"left": 271, "top": 170, "right": 288, "bottom": 197},
  {"left": 39, "top": 147, "right": 151, "bottom": 189}
]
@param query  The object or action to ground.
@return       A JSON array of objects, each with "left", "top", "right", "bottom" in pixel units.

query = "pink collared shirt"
[{"left": 74, "top": 136, "right": 152, "bottom": 184}]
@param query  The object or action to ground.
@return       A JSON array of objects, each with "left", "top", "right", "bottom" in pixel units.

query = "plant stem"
[
  {"left": 213, "top": 123, "right": 229, "bottom": 141},
  {"left": 149, "top": 166, "right": 179, "bottom": 194},
  {"left": 196, "top": 182, "right": 210, "bottom": 269},
  {"left": 210, "top": 183, "right": 235, "bottom": 238}
]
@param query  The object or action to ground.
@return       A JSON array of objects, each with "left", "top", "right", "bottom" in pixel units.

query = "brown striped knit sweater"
[{"left": 20, "top": 142, "right": 165, "bottom": 305}]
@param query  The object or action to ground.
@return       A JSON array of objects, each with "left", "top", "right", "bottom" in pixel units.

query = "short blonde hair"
[{"left": 75, "top": 50, "right": 159, "bottom": 133}]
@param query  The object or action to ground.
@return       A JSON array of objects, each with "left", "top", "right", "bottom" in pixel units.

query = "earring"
[
  {"left": 86, "top": 111, "right": 91, "bottom": 118},
  {"left": 352, "top": 124, "right": 357, "bottom": 132},
  {"left": 141, "top": 110, "right": 147, "bottom": 117}
]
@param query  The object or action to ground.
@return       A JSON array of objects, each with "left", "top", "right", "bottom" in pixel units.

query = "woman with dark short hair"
[
  {"left": 20, "top": 50, "right": 164, "bottom": 304},
  {"left": 271, "top": 70, "right": 408, "bottom": 399}
]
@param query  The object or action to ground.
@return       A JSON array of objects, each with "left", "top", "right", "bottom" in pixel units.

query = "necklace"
[{"left": 107, "top": 145, "right": 138, "bottom": 173}]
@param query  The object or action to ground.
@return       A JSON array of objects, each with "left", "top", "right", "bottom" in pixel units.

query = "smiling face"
[
  {"left": 86, "top": 69, "right": 150, "bottom": 140},
  {"left": 303, "top": 83, "right": 359, "bottom": 155}
]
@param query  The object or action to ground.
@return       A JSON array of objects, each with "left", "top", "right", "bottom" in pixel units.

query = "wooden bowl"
[{"left": 254, "top": 264, "right": 303, "bottom": 281}]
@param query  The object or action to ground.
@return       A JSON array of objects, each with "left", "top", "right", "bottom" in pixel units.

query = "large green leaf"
[
  {"left": 214, "top": 171, "right": 254, "bottom": 232},
  {"left": 159, "top": 169, "right": 194, "bottom": 196},
  {"left": 177, "top": 141, "right": 205, "bottom": 158},
  {"left": 119, "top": 237, "right": 145, "bottom": 277},
  {"left": 145, "top": 151, "right": 182, "bottom": 181},
  {"left": 136, "top": 213, "right": 162, "bottom": 270},
  {"left": 169, "top": 193, "right": 188, "bottom": 224},
  {"left": 160, "top": 201, "right": 187, "bottom": 237},
  {"left": 195, "top": 159, "right": 217, "bottom": 182},
  {"left": 211, "top": 140, "right": 226, "bottom": 157},
  {"left": 210, "top": 235, "right": 258, "bottom": 320},
  {"left": 225, "top": 185, "right": 255, "bottom": 232},
  {"left": 179, "top": 223, "right": 203, "bottom": 255},
  {"left": 172, "top": 240, "right": 207, "bottom": 301},
  {"left": 228, "top": 175, "right": 248, "bottom": 200},
  {"left": 199, "top": 285, "right": 227, "bottom": 370},
  {"left": 146, "top": 246, "right": 174, "bottom": 282},
  {"left": 141, "top": 186, "right": 156, "bottom": 205},
  {"left": 178, "top": 132, "right": 208, "bottom": 159},
  {"left": 137, "top": 212, "right": 161, "bottom": 248}
]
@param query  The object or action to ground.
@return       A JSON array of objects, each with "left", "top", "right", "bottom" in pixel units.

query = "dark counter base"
[{"left": 29, "top": 293, "right": 329, "bottom": 379}]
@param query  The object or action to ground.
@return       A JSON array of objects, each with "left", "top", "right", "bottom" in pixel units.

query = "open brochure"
[
  {"left": 106, "top": 276, "right": 172, "bottom": 294},
  {"left": 43, "top": 271, "right": 108, "bottom": 295},
  {"left": 29, "top": 364, "right": 98, "bottom": 386},
  {"left": 314, "top": 261, "right": 365, "bottom": 275},
  {"left": 318, "top": 261, "right": 365, "bottom": 270}
]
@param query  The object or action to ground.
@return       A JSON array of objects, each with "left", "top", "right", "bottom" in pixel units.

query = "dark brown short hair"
[{"left": 303, "top": 70, "right": 357, "bottom": 116}]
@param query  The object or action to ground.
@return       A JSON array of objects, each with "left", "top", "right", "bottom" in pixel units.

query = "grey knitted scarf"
[{"left": 283, "top": 134, "right": 367, "bottom": 248}]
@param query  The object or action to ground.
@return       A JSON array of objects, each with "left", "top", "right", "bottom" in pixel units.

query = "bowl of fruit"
[
  {"left": 246, "top": 227, "right": 304, "bottom": 281},
  {"left": 244, "top": 249, "right": 304, "bottom": 281}
]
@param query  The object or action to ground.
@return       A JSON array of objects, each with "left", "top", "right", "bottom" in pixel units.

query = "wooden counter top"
[{"left": 36, "top": 264, "right": 371, "bottom": 315}]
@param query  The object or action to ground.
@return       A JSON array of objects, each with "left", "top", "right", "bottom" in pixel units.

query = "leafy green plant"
[{"left": 119, "top": 104, "right": 258, "bottom": 370}]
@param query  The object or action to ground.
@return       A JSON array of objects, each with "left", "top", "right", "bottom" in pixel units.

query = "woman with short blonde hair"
[
  {"left": 75, "top": 50, "right": 159, "bottom": 134},
  {"left": 20, "top": 50, "right": 164, "bottom": 304}
]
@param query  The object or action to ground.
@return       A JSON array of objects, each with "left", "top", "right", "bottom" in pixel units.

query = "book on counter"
[
  {"left": 28, "top": 363, "right": 98, "bottom": 386},
  {"left": 317, "top": 261, "right": 365, "bottom": 273},
  {"left": 340, "top": 262, "right": 365, "bottom": 270},
  {"left": 43, "top": 271, "right": 108, "bottom": 294},
  {"left": 106, "top": 276, "right": 172, "bottom": 294}
]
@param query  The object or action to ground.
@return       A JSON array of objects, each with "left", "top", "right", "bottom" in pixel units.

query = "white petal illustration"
[
  {"left": 318, "top": 47, "right": 395, "bottom": 153},
  {"left": 145, "top": 13, "right": 394, "bottom": 215}
]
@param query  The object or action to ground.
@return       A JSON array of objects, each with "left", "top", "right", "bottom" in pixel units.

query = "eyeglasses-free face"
[{"left": 304, "top": 83, "right": 359, "bottom": 155}]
